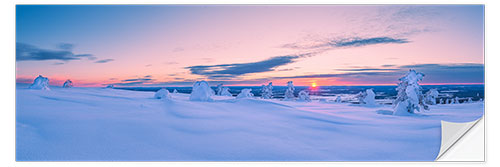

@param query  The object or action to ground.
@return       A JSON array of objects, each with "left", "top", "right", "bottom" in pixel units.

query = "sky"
[{"left": 16, "top": 5, "right": 484, "bottom": 87}]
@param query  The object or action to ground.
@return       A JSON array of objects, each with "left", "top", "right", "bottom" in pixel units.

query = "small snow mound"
[
  {"left": 62, "top": 79, "right": 73, "bottom": 88},
  {"left": 221, "top": 87, "right": 232, "bottom": 96},
  {"left": 29, "top": 75, "right": 50, "bottom": 90},
  {"left": 298, "top": 90, "right": 311, "bottom": 102},
  {"left": 189, "top": 80, "right": 214, "bottom": 101},
  {"left": 236, "top": 89, "right": 254, "bottom": 99},
  {"left": 154, "top": 88, "right": 171, "bottom": 99}
]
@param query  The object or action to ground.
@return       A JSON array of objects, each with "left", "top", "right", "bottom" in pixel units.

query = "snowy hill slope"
[{"left": 16, "top": 87, "right": 483, "bottom": 161}]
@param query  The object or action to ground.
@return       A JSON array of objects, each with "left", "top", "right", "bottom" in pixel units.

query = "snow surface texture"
[
  {"left": 236, "top": 88, "right": 254, "bottom": 99},
  {"left": 62, "top": 80, "right": 73, "bottom": 88},
  {"left": 189, "top": 80, "right": 215, "bottom": 101},
  {"left": 16, "top": 86, "right": 484, "bottom": 161},
  {"left": 28, "top": 75, "right": 50, "bottom": 90},
  {"left": 154, "top": 88, "right": 171, "bottom": 99}
]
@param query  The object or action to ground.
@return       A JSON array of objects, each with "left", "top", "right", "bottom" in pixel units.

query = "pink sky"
[{"left": 16, "top": 5, "right": 484, "bottom": 87}]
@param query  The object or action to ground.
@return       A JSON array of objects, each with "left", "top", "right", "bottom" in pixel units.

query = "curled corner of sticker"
[{"left": 436, "top": 117, "right": 483, "bottom": 160}]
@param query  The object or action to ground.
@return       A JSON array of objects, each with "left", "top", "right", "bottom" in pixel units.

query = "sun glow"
[{"left": 311, "top": 82, "right": 317, "bottom": 88}]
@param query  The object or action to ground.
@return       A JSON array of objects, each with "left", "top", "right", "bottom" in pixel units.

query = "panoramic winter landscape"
[{"left": 16, "top": 5, "right": 484, "bottom": 161}]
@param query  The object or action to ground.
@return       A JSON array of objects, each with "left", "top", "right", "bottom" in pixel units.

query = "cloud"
[
  {"left": 335, "top": 68, "right": 399, "bottom": 72},
  {"left": 272, "top": 63, "right": 484, "bottom": 84},
  {"left": 282, "top": 36, "right": 409, "bottom": 50},
  {"left": 111, "top": 75, "right": 155, "bottom": 86},
  {"left": 94, "top": 59, "right": 114, "bottom": 63},
  {"left": 16, "top": 42, "right": 96, "bottom": 62},
  {"left": 186, "top": 53, "right": 313, "bottom": 79},
  {"left": 329, "top": 37, "right": 409, "bottom": 48},
  {"left": 57, "top": 43, "right": 74, "bottom": 51},
  {"left": 108, "top": 63, "right": 483, "bottom": 87}
]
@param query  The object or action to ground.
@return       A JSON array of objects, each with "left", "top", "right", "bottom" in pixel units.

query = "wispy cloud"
[
  {"left": 16, "top": 42, "right": 97, "bottom": 62},
  {"left": 94, "top": 59, "right": 114, "bottom": 63},
  {"left": 282, "top": 36, "right": 409, "bottom": 50},
  {"left": 111, "top": 75, "right": 155, "bottom": 86},
  {"left": 186, "top": 53, "right": 314, "bottom": 79}
]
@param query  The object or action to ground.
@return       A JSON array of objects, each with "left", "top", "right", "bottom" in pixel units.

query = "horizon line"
[{"left": 16, "top": 82, "right": 485, "bottom": 88}]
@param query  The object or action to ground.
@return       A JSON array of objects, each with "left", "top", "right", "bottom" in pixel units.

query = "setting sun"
[{"left": 311, "top": 82, "right": 317, "bottom": 88}]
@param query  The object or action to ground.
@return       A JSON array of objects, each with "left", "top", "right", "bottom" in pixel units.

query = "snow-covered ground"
[{"left": 16, "top": 86, "right": 483, "bottom": 161}]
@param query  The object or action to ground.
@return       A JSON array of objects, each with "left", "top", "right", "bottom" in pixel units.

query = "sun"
[{"left": 311, "top": 82, "right": 317, "bottom": 88}]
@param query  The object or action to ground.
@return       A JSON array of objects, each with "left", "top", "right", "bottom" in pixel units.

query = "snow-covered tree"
[
  {"left": 454, "top": 97, "right": 460, "bottom": 104},
  {"left": 154, "top": 88, "right": 171, "bottom": 99},
  {"left": 29, "top": 75, "right": 50, "bottom": 90},
  {"left": 284, "top": 81, "right": 295, "bottom": 100},
  {"left": 335, "top": 96, "right": 342, "bottom": 103},
  {"left": 189, "top": 80, "right": 215, "bottom": 101},
  {"left": 221, "top": 87, "right": 232, "bottom": 96},
  {"left": 106, "top": 84, "right": 114, "bottom": 89},
  {"left": 216, "top": 83, "right": 224, "bottom": 95},
  {"left": 467, "top": 97, "right": 473, "bottom": 103},
  {"left": 364, "top": 89, "right": 376, "bottom": 105},
  {"left": 439, "top": 98, "right": 444, "bottom": 104},
  {"left": 298, "top": 90, "right": 311, "bottom": 102},
  {"left": 446, "top": 99, "right": 451, "bottom": 104},
  {"left": 424, "top": 89, "right": 439, "bottom": 105},
  {"left": 261, "top": 82, "right": 273, "bottom": 99},
  {"left": 393, "top": 70, "right": 429, "bottom": 116},
  {"left": 62, "top": 79, "right": 73, "bottom": 88},
  {"left": 173, "top": 89, "right": 178, "bottom": 93},
  {"left": 356, "top": 89, "right": 376, "bottom": 105},
  {"left": 236, "top": 88, "right": 254, "bottom": 99}
]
